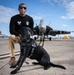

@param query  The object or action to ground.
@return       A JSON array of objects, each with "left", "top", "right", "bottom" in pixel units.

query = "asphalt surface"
[{"left": 0, "top": 38, "right": 74, "bottom": 75}]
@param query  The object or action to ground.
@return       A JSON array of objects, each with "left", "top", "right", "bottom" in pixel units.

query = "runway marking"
[
  {"left": 0, "top": 51, "right": 20, "bottom": 60},
  {"left": 0, "top": 41, "right": 8, "bottom": 44},
  {"left": 0, "top": 62, "right": 8, "bottom": 70}
]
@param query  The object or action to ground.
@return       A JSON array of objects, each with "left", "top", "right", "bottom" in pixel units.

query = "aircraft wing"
[
  {"left": 33, "top": 26, "right": 71, "bottom": 36},
  {"left": 48, "top": 30, "right": 71, "bottom": 36}
]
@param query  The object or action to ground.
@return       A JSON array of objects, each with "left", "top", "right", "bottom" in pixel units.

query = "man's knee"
[
  {"left": 9, "top": 35, "right": 16, "bottom": 40},
  {"left": 9, "top": 35, "right": 20, "bottom": 43}
]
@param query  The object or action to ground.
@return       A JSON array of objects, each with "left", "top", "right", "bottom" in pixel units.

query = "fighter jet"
[
  {"left": 33, "top": 19, "right": 70, "bottom": 46},
  {"left": 0, "top": 30, "right": 8, "bottom": 38}
]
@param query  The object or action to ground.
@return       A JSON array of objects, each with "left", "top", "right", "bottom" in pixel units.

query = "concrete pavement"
[{"left": 0, "top": 38, "right": 74, "bottom": 75}]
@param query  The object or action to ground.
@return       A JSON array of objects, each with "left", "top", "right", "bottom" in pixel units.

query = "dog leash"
[
  {"left": 28, "top": 41, "right": 38, "bottom": 58},
  {"left": 29, "top": 47, "right": 34, "bottom": 58},
  {"left": 0, "top": 62, "right": 8, "bottom": 70}
]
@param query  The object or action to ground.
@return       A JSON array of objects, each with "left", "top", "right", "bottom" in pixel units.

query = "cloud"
[
  {"left": 40, "top": 0, "right": 74, "bottom": 20},
  {"left": 39, "top": 0, "right": 73, "bottom": 5},
  {"left": 62, "top": 24, "right": 68, "bottom": 27},
  {"left": 61, "top": 16, "right": 67, "bottom": 19},
  {"left": 31, "top": 14, "right": 42, "bottom": 20},
  {"left": 0, "top": 5, "right": 18, "bottom": 24},
  {"left": 64, "top": 1, "right": 74, "bottom": 19},
  {"left": 0, "top": 5, "right": 43, "bottom": 24}
]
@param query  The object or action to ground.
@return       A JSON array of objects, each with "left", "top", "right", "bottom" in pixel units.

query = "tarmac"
[{"left": 0, "top": 38, "right": 74, "bottom": 75}]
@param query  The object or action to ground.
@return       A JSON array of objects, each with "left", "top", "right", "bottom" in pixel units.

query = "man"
[{"left": 9, "top": 3, "right": 34, "bottom": 65}]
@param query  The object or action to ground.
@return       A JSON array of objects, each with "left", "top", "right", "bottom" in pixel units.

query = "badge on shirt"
[
  {"left": 26, "top": 21, "right": 29, "bottom": 26},
  {"left": 17, "top": 21, "right": 21, "bottom": 25}
]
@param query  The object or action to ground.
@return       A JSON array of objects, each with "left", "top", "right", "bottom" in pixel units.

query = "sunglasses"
[{"left": 19, "top": 7, "right": 26, "bottom": 9}]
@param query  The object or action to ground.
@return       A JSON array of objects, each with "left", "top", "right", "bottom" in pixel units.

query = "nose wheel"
[
  {"left": 49, "top": 37, "right": 51, "bottom": 41},
  {"left": 39, "top": 34, "right": 45, "bottom": 47},
  {"left": 34, "top": 37, "right": 37, "bottom": 40}
]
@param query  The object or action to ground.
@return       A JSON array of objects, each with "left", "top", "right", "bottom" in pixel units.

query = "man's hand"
[{"left": 19, "top": 34, "right": 21, "bottom": 37}]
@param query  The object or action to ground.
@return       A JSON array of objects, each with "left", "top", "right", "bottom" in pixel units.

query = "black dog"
[{"left": 10, "top": 27, "right": 66, "bottom": 74}]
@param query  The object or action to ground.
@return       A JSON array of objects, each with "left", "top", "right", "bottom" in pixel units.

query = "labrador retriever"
[{"left": 10, "top": 27, "right": 66, "bottom": 74}]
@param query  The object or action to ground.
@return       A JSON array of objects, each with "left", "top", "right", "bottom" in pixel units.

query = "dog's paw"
[
  {"left": 44, "top": 66, "right": 50, "bottom": 70},
  {"left": 10, "top": 69, "right": 17, "bottom": 74},
  {"left": 32, "top": 62, "right": 40, "bottom": 65},
  {"left": 25, "top": 62, "right": 29, "bottom": 64}
]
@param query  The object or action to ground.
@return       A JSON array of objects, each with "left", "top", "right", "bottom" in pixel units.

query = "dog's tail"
[{"left": 50, "top": 62, "right": 66, "bottom": 70}]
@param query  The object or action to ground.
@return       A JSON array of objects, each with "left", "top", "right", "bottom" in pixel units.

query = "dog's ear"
[
  {"left": 18, "top": 27, "right": 33, "bottom": 36},
  {"left": 27, "top": 28, "right": 33, "bottom": 36}
]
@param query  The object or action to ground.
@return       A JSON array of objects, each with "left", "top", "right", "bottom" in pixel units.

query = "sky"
[{"left": 0, "top": 0, "right": 74, "bottom": 36}]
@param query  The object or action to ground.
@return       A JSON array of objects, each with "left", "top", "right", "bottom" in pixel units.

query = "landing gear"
[
  {"left": 49, "top": 37, "right": 51, "bottom": 41},
  {"left": 39, "top": 37, "right": 45, "bottom": 47},
  {"left": 39, "top": 34, "right": 45, "bottom": 46},
  {"left": 34, "top": 37, "right": 37, "bottom": 40}
]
